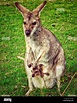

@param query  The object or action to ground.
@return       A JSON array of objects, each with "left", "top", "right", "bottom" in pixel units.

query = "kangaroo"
[{"left": 15, "top": 1, "right": 66, "bottom": 96}]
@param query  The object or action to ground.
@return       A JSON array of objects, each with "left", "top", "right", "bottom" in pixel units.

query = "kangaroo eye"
[
  {"left": 32, "top": 22, "right": 36, "bottom": 25},
  {"left": 23, "top": 21, "right": 26, "bottom": 25}
]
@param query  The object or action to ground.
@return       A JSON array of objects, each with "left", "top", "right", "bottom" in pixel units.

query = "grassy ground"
[{"left": 0, "top": 0, "right": 77, "bottom": 96}]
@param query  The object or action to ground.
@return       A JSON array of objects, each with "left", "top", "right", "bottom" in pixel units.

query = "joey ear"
[
  {"left": 15, "top": 2, "right": 29, "bottom": 15},
  {"left": 32, "top": 1, "right": 47, "bottom": 16}
]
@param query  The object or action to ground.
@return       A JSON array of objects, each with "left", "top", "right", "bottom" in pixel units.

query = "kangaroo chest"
[
  {"left": 28, "top": 38, "right": 50, "bottom": 60},
  {"left": 28, "top": 37, "right": 44, "bottom": 57}
]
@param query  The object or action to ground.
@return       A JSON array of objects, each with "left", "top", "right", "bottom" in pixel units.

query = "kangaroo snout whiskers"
[
  {"left": 25, "top": 30, "right": 31, "bottom": 37},
  {"left": 15, "top": 1, "right": 66, "bottom": 96}
]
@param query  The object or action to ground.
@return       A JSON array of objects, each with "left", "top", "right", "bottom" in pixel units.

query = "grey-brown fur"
[{"left": 15, "top": 1, "right": 66, "bottom": 96}]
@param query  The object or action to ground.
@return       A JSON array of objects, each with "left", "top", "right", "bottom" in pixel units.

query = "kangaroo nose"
[{"left": 25, "top": 30, "right": 31, "bottom": 37}]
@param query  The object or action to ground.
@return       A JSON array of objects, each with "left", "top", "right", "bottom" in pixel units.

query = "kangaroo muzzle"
[{"left": 25, "top": 30, "right": 31, "bottom": 37}]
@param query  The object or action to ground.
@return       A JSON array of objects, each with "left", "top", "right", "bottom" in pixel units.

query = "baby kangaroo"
[{"left": 15, "top": 1, "right": 66, "bottom": 96}]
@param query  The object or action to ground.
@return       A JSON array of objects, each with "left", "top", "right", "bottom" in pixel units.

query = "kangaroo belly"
[
  {"left": 32, "top": 75, "right": 56, "bottom": 88},
  {"left": 32, "top": 76, "right": 45, "bottom": 88}
]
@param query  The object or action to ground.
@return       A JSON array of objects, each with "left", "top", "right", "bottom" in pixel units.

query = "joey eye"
[
  {"left": 32, "top": 22, "right": 36, "bottom": 25},
  {"left": 23, "top": 21, "right": 26, "bottom": 25}
]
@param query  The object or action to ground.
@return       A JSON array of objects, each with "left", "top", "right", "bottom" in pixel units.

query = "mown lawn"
[{"left": 0, "top": 0, "right": 77, "bottom": 96}]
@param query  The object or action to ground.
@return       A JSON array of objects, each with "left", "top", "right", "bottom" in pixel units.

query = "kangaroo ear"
[
  {"left": 15, "top": 2, "right": 29, "bottom": 14},
  {"left": 32, "top": 1, "right": 47, "bottom": 16}
]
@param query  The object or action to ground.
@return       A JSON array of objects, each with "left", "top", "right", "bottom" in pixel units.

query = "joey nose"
[{"left": 25, "top": 30, "right": 31, "bottom": 37}]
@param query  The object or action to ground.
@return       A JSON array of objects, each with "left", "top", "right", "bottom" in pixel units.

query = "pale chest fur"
[{"left": 26, "top": 35, "right": 50, "bottom": 63}]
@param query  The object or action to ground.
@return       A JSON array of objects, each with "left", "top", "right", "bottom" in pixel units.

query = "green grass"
[{"left": 0, "top": 0, "right": 77, "bottom": 96}]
